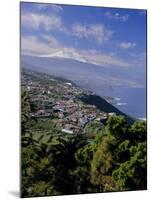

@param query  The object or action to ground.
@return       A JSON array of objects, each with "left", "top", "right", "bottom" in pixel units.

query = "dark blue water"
[{"left": 97, "top": 86, "right": 146, "bottom": 119}]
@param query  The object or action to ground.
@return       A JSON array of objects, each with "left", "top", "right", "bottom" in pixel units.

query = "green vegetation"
[
  {"left": 91, "top": 116, "right": 147, "bottom": 192},
  {"left": 21, "top": 85, "right": 147, "bottom": 197},
  {"left": 84, "top": 121, "right": 103, "bottom": 139}
]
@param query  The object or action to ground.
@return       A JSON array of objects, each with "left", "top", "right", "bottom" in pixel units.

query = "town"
[{"left": 22, "top": 69, "right": 116, "bottom": 136}]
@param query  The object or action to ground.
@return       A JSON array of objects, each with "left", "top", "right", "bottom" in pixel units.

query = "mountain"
[
  {"left": 39, "top": 48, "right": 87, "bottom": 63},
  {"left": 21, "top": 54, "right": 145, "bottom": 95}
]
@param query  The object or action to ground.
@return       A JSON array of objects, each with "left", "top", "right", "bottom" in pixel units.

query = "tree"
[
  {"left": 91, "top": 135, "right": 118, "bottom": 192},
  {"left": 21, "top": 134, "right": 88, "bottom": 197},
  {"left": 21, "top": 90, "right": 31, "bottom": 134},
  {"left": 107, "top": 115, "right": 128, "bottom": 140},
  {"left": 72, "top": 143, "right": 99, "bottom": 193},
  {"left": 128, "top": 120, "right": 147, "bottom": 143},
  {"left": 90, "top": 116, "right": 147, "bottom": 192},
  {"left": 113, "top": 142, "right": 147, "bottom": 191}
]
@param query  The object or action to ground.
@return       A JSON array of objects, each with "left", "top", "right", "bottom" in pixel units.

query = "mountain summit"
[{"left": 39, "top": 48, "right": 87, "bottom": 63}]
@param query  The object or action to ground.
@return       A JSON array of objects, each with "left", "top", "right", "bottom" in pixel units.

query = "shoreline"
[{"left": 22, "top": 68, "right": 145, "bottom": 122}]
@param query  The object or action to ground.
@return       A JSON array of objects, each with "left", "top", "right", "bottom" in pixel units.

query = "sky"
[{"left": 21, "top": 2, "right": 147, "bottom": 69}]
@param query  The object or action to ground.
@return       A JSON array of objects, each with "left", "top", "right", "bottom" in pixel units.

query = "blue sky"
[{"left": 21, "top": 2, "right": 146, "bottom": 69}]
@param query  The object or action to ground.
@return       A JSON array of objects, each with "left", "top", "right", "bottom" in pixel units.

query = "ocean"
[
  {"left": 96, "top": 86, "right": 146, "bottom": 119},
  {"left": 22, "top": 55, "right": 147, "bottom": 120}
]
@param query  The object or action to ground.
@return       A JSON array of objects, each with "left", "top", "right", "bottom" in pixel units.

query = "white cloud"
[
  {"left": 21, "top": 11, "right": 113, "bottom": 44},
  {"left": 81, "top": 50, "right": 131, "bottom": 67},
  {"left": 40, "top": 34, "right": 59, "bottom": 46},
  {"left": 119, "top": 42, "right": 136, "bottom": 49},
  {"left": 21, "top": 36, "right": 59, "bottom": 55},
  {"left": 21, "top": 12, "right": 62, "bottom": 32},
  {"left": 35, "top": 4, "right": 48, "bottom": 10},
  {"left": 50, "top": 4, "right": 63, "bottom": 12},
  {"left": 35, "top": 3, "right": 63, "bottom": 12},
  {"left": 71, "top": 23, "right": 113, "bottom": 44},
  {"left": 21, "top": 35, "right": 131, "bottom": 67},
  {"left": 105, "top": 12, "right": 129, "bottom": 22}
]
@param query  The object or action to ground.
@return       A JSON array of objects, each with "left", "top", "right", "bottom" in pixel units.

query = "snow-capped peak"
[{"left": 39, "top": 48, "right": 87, "bottom": 63}]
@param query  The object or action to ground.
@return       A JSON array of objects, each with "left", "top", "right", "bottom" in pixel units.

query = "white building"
[{"left": 61, "top": 129, "right": 74, "bottom": 134}]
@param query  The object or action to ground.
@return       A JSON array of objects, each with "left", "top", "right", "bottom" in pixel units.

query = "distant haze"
[{"left": 21, "top": 55, "right": 146, "bottom": 119}]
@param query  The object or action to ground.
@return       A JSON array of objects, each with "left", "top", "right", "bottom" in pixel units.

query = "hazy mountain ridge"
[
  {"left": 21, "top": 55, "right": 144, "bottom": 90},
  {"left": 21, "top": 55, "right": 146, "bottom": 118}
]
